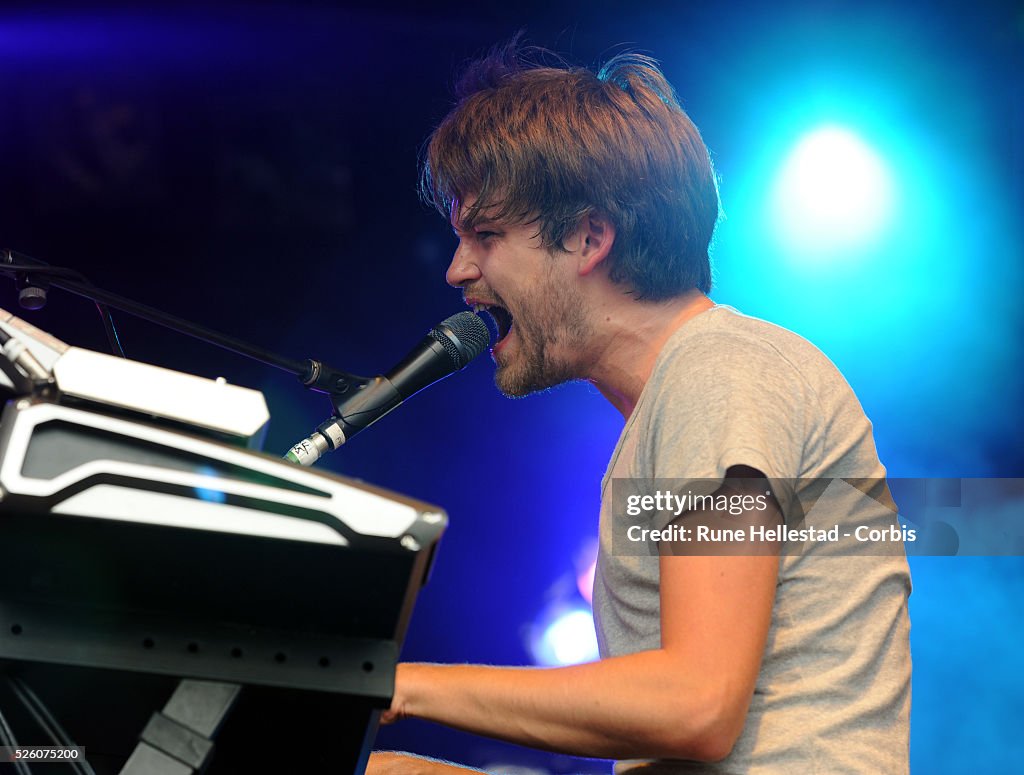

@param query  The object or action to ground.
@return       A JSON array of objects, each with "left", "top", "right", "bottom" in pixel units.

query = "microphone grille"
[{"left": 431, "top": 311, "right": 492, "bottom": 368}]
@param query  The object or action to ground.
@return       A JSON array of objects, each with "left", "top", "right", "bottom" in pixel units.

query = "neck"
[{"left": 582, "top": 289, "right": 715, "bottom": 418}]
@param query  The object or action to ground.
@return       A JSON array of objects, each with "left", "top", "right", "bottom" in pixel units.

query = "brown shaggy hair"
[{"left": 420, "top": 41, "right": 719, "bottom": 298}]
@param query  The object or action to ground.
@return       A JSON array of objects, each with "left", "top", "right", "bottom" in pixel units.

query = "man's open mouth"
[{"left": 472, "top": 303, "right": 514, "bottom": 345}]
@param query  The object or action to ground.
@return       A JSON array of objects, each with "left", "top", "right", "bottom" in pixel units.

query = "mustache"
[{"left": 463, "top": 284, "right": 507, "bottom": 308}]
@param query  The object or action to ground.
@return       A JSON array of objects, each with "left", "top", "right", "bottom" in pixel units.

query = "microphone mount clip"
[{"left": 299, "top": 359, "right": 372, "bottom": 398}]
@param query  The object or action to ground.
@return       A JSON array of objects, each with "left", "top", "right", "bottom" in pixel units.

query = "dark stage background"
[{"left": 1, "top": 1, "right": 1021, "bottom": 772}]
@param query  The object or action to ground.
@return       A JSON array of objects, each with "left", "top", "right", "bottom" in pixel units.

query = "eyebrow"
[{"left": 451, "top": 218, "right": 498, "bottom": 234}]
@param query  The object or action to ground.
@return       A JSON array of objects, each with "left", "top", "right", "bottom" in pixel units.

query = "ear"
[{"left": 573, "top": 212, "right": 616, "bottom": 277}]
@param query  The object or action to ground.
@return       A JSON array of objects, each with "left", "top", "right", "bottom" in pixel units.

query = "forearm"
[
  {"left": 368, "top": 752, "right": 485, "bottom": 775},
  {"left": 396, "top": 650, "right": 740, "bottom": 762},
  {"left": 392, "top": 492, "right": 779, "bottom": 765}
]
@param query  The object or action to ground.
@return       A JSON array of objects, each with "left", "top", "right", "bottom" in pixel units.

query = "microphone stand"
[{"left": 0, "top": 249, "right": 371, "bottom": 397}]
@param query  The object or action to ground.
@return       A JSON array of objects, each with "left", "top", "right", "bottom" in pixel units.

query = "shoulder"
[
  {"left": 633, "top": 306, "right": 863, "bottom": 480},
  {"left": 653, "top": 306, "right": 841, "bottom": 387},
  {"left": 643, "top": 306, "right": 841, "bottom": 420},
  {"left": 636, "top": 305, "right": 882, "bottom": 483}
]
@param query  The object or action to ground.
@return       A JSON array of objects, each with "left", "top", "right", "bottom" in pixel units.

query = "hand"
[
  {"left": 380, "top": 663, "right": 413, "bottom": 725},
  {"left": 365, "top": 751, "right": 483, "bottom": 775},
  {"left": 379, "top": 702, "right": 406, "bottom": 726}
]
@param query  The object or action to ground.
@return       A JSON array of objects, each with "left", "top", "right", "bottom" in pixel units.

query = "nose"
[{"left": 445, "top": 243, "right": 481, "bottom": 287}]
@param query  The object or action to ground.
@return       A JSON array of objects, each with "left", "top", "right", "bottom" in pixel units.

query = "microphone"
[{"left": 285, "top": 311, "right": 491, "bottom": 466}]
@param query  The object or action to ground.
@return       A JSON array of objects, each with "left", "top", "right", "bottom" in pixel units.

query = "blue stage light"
[
  {"left": 529, "top": 606, "right": 599, "bottom": 667},
  {"left": 769, "top": 125, "right": 895, "bottom": 257}
]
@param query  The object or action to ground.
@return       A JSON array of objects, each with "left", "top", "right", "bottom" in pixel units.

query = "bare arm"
[
  {"left": 367, "top": 752, "right": 486, "bottom": 775},
  {"left": 386, "top": 470, "right": 780, "bottom": 763}
]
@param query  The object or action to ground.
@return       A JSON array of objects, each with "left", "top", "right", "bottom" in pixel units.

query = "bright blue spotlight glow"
[
  {"left": 530, "top": 607, "right": 599, "bottom": 667},
  {"left": 769, "top": 125, "right": 894, "bottom": 256}
]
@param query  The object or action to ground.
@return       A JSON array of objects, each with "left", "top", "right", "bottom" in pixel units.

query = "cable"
[
  {"left": 0, "top": 702, "right": 33, "bottom": 775},
  {"left": 6, "top": 677, "right": 93, "bottom": 775},
  {"left": 96, "top": 302, "right": 127, "bottom": 358}
]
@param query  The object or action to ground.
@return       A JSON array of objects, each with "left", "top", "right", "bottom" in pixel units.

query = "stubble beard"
[{"left": 494, "top": 278, "right": 592, "bottom": 398}]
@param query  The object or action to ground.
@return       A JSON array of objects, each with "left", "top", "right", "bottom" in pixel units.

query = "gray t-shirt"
[{"left": 592, "top": 305, "right": 911, "bottom": 774}]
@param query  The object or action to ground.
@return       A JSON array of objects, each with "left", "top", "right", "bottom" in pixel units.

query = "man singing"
[{"left": 368, "top": 43, "right": 910, "bottom": 775}]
